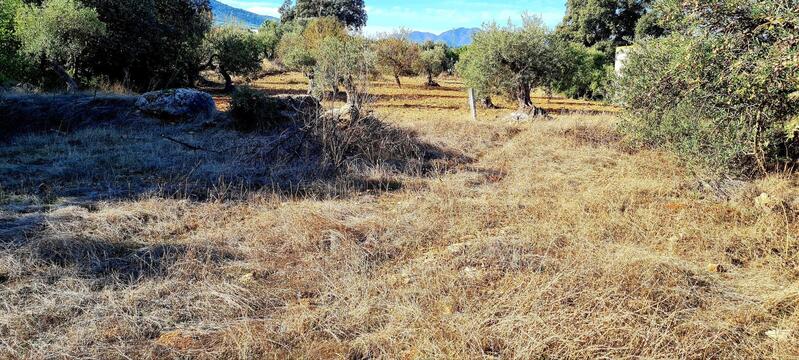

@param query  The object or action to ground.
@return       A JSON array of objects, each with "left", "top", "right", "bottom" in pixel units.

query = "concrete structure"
[{"left": 615, "top": 46, "right": 631, "bottom": 76}]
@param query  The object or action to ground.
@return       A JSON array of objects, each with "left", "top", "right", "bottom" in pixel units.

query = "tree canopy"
[
  {"left": 557, "top": 0, "right": 654, "bottom": 47},
  {"left": 203, "top": 25, "right": 263, "bottom": 92},
  {"left": 280, "top": 0, "right": 367, "bottom": 29},
  {"left": 373, "top": 33, "right": 420, "bottom": 88},
  {"left": 277, "top": 17, "right": 347, "bottom": 92},
  {"left": 417, "top": 42, "right": 448, "bottom": 86},
  {"left": 15, "top": 0, "right": 106, "bottom": 91},
  {"left": 87, "top": 0, "right": 212, "bottom": 90},
  {"left": 0, "top": 0, "right": 27, "bottom": 84}
]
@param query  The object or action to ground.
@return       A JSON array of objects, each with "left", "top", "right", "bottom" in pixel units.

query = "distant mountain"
[
  {"left": 408, "top": 28, "right": 480, "bottom": 47},
  {"left": 210, "top": 0, "right": 278, "bottom": 29}
]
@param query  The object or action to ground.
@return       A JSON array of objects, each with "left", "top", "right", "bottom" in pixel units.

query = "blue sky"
[{"left": 218, "top": 0, "right": 567, "bottom": 34}]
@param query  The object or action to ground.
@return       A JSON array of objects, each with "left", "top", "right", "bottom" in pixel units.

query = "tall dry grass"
[{"left": 1, "top": 75, "right": 798, "bottom": 359}]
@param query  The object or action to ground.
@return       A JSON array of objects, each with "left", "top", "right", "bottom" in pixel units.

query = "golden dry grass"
[{"left": 1, "top": 74, "right": 798, "bottom": 359}]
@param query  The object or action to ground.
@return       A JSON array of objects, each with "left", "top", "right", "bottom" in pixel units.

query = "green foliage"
[
  {"left": 204, "top": 25, "right": 263, "bottom": 90},
  {"left": 457, "top": 15, "right": 568, "bottom": 110},
  {"left": 230, "top": 86, "right": 285, "bottom": 131},
  {"left": 15, "top": 0, "right": 106, "bottom": 65},
  {"left": 276, "top": 18, "right": 345, "bottom": 75},
  {"left": 81, "top": 0, "right": 212, "bottom": 91},
  {"left": 417, "top": 43, "right": 447, "bottom": 85},
  {"left": 0, "top": 0, "right": 29, "bottom": 84},
  {"left": 277, "top": 27, "right": 315, "bottom": 75},
  {"left": 15, "top": 0, "right": 106, "bottom": 90},
  {"left": 257, "top": 20, "right": 283, "bottom": 60},
  {"left": 283, "top": 0, "right": 367, "bottom": 29},
  {"left": 634, "top": 10, "right": 666, "bottom": 40},
  {"left": 314, "top": 34, "right": 374, "bottom": 104},
  {"left": 552, "top": 44, "right": 613, "bottom": 100},
  {"left": 557, "top": 0, "right": 653, "bottom": 47},
  {"left": 373, "top": 33, "right": 420, "bottom": 88},
  {"left": 617, "top": 0, "right": 799, "bottom": 175}
]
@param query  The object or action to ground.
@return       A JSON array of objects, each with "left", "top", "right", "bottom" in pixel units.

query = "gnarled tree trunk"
[
  {"left": 425, "top": 72, "right": 439, "bottom": 87},
  {"left": 481, "top": 96, "right": 496, "bottom": 109},
  {"left": 393, "top": 73, "right": 402, "bottom": 88},
  {"left": 343, "top": 75, "right": 361, "bottom": 120},
  {"left": 516, "top": 82, "right": 533, "bottom": 110},
  {"left": 220, "top": 67, "right": 234, "bottom": 92},
  {"left": 50, "top": 61, "right": 79, "bottom": 93}
]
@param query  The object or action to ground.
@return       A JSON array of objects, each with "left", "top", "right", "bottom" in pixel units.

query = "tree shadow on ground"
[
  {"left": 32, "top": 237, "right": 239, "bottom": 283},
  {"left": 0, "top": 93, "right": 477, "bottom": 204}
]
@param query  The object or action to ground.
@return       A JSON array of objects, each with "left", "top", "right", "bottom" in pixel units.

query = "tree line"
[{"left": 1, "top": 0, "right": 796, "bottom": 174}]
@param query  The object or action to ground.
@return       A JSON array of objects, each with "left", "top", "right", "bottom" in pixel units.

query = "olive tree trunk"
[
  {"left": 220, "top": 67, "right": 234, "bottom": 92},
  {"left": 516, "top": 82, "right": 533, "bottom": 110},
  {"left": 343, "top": 75, "right": 361, "bottom": 120},
  {"left": 50, "top": 61, "right": 79, "bottom": 92},
  {"left": 481, "top": 96, "right": 496, "bottom": 109}
]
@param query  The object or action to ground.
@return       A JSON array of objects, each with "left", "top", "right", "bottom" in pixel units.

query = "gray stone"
[{"left": 136, "top": 88, "right": 216, "bottom": 122}]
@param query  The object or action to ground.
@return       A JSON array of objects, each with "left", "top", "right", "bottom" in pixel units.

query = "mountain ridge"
[
  {"left": 210, "top": 0, "right": 277, "bottom": 28},
  {"left": 408, "top": 27, "right": 480, "bottom": 47}
]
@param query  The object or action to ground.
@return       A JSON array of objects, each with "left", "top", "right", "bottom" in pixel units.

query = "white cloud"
[{"left": 246, "top": 6, "right": 280, "bottom": 17}]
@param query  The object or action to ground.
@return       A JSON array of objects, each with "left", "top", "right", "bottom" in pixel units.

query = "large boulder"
[{"left": 136, "top": 88, "right": 216, "bottom": 122}]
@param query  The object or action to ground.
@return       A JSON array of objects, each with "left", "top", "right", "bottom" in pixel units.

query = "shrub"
[
  {"left": 229, "top": 86, "right": 285, "bottom": 131},
  {"left": 616, "top": 0, "right": 799, "bottom": 175}
]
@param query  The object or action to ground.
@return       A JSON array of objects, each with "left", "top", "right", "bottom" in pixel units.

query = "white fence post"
[{"left": 468, "top": 88, "right": 477, "bottom": 121}]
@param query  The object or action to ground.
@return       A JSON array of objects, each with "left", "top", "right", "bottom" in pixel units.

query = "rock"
[
  {"left": 135, "top": 88, "right": 216, "bottom": 122},
  {"left": 504, "top": 107, "right": 548, "bottom": 121},
  {"left": 765, "top": 329, "right": 792, "bottom": 341},
  {"left": 694, "top": 178, "right": 747, "bottom": 201}
]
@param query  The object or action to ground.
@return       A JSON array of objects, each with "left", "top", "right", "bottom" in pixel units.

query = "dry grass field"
[{"left": 1, "top": 74, "right": 799, "bottom": 359}]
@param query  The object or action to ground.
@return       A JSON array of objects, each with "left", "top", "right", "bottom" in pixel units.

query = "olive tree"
[
  {"left": 458, "top": 16, "right": 566, "bottom": 113},
  {"left": 257, "top": 20, "right": 283, "bottom": 60},
  {"left": 203, "top": 25, "right": 263, "bottom": 92},
  {"left": 315, "top": 34, "right": 374, "bottom": 113},
  {"left": 15, "top": 0, "right": 106, "bottom": 92},
  {"left": 373, "top": 33, "right": 420, "bottom": 88},
  {"left": 417, "top": 42, "right": 447, "bottom": 87},
  {"left": 277, "top": 17, "right": 346, "bottom": 93}
]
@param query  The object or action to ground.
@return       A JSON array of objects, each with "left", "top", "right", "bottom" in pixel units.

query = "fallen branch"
[{"left": 161, "top": 134, "right": 222, "bottom": 154}]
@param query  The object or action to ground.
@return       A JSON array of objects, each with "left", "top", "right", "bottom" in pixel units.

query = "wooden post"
[{"left": 468, "top": 88, "right": 477, "bottom": 121}]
